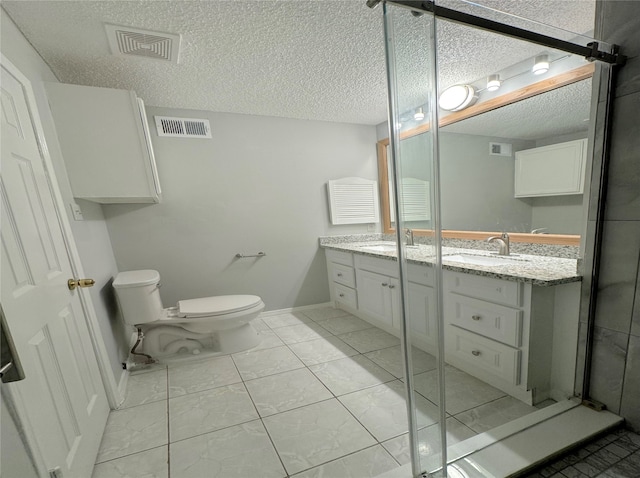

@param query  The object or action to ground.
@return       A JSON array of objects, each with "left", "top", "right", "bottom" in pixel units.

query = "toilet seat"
[{"left": 177, "top": 295, "right": 263, "bottom": 318}]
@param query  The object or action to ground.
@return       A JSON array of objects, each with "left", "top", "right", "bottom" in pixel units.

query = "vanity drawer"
[
  {"left": 330, "top": 263, "right": 356, "bottom": 288},
  {"left": 333, "top": 283, "right": 357, "bottom": 309},
  {"left": 446, "top": 326, "right": 521, "bottom": 385},
  {"left": 407, "top": 263, "right": 434, "bottom": 286},
  {"left": 326, "top": 249, "right": 354, "bottom": 266},
  {"left": 447, "top": 294, "right": 522, "bottom": 347},
  {"left": 446, "top": 271, "right": 521, "bottom": 307},
  {"left": 355, "top": 254, "right": 398, "bottom": 277}
]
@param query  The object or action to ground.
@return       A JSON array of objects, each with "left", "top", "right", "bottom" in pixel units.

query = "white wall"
[
  {"left": 1, "top": 10, "right": 129, "bottom": 382},
  {"left": 103, "top": 107, "right": 378, "bottom": 310},
  {"left": 439, "top": 132, "right": 536, "bottom": 232},
  {"left": 529, "top": 195, "right": 584, "bottom": 234}
]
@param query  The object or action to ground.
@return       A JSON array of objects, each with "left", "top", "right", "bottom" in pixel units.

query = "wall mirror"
[{"left": 377, "top": 64, "right": 594, "bottom": 246}]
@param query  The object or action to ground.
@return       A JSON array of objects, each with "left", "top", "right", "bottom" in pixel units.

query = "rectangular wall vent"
[
  {"left": 154, "top": 116, "right": 212, "bottom": 138},
  {"left": 489, "top": 142, "right": 513, "bottom": 156}
]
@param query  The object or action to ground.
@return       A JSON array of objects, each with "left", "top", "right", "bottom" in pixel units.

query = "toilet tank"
[{"left": 113, "top": 270, "right": 164, "bottom": 325}]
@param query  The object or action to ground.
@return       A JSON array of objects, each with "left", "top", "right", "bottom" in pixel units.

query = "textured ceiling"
[
  {"left": 2, "top": 0, "right": 596, "bottom": 132},
  {"left": 442, "top": 78, "right": 592, "bottom": 139}
]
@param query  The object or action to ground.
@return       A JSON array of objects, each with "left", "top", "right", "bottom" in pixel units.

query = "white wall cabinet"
[
  {"left": 45, "top": 83, "right": 161, "bottom": 203},
  {"left": 514, "top": 139, "right": 587, "bottom": 197}
]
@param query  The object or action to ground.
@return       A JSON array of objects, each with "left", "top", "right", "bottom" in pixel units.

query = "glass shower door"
[
  {"left": 382, "top": 4, "right": 448, "bottom": 476},
  {"left": 379, "top": 1, "right": 618, "bottom": 476}
]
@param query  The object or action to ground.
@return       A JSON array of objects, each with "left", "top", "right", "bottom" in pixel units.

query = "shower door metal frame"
[
  {"left": 376, "top": 0, "right": 626, "bottom": 476},
  {"left": 377, "top": 0, "right": 625, "bottom": 65},
  {"left": 382, "top": 5, "right": 443, "bottom": 476}
]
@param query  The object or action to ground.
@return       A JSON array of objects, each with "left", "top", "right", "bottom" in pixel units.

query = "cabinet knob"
[
  {"left": 381, "top": 283, "right": 388, "bottom": 287},
  {"left": 388, "top": 284, "right": 395, "bottom": 289},
  {"left": 471, "top": 350, "right": 481, "bottom": 356},
  {"left": 337, "top": 273, "right": 343, "bottom": 277},
  {"left": 339, "top": 293, "right": 345, "bottom": 298},
  {"left": 471, "top": 315, "right": 482, "bottom": 321}
]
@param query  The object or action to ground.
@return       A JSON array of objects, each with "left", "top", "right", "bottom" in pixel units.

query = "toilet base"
[{"left": 135, "top": 321, "right": 261, "bottom": 359}]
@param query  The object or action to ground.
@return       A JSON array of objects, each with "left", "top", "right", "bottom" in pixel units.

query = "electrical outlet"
[{"left": 70, "top": 202, "right": 84, "bottom": 221}]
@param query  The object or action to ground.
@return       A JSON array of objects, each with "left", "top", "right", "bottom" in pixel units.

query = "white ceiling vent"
[
  {"left": 105, "top": 24, "right": 181, "bottom": 63},
  {"left": 154, "top": 116, "right": 212, "bottom": 139}
]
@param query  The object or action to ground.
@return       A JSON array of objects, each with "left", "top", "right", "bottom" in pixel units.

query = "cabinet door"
[
  {"left": 514, "top": 139, "right": 587, "bottom": 197},
  {"left": 44, "top": 83, "right": 160, "bottom": 203},
  {"left": 356, "top": 269, "right": 393, "bottom": 327},
  {"left": 406, "top": 282, "right": 437, "bottom": 347}
]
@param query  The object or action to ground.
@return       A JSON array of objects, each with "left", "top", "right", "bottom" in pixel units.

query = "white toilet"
[{"left": 113, "top": 270, "right": 264, "bottom": 359}]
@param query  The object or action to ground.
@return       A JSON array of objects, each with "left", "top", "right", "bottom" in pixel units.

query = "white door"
[{"left": 1, "top": 58, "right": 109, "bottom": 476}]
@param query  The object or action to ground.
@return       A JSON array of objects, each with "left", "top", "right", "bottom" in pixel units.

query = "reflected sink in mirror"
[{"left": 443, "top": 254, "right": 525, "bottom": 267}]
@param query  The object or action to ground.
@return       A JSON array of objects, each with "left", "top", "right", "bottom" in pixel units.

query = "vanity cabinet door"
[
  {"left": 356, "top": 269, "right": 397, "bottom": 327},
  {"left": 326, "top": 250, "right": 357, "bottom": 310},
  {"left": 407, "top": 282, "right": 437, "bottom": 349}
]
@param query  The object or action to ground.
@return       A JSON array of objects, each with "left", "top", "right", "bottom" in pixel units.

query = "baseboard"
[
  {"left": 259, "top": 302, "right": 334, "bottom": 318},
  {"left": 115, "top": 368, "right": 128, "bottom": 409}
]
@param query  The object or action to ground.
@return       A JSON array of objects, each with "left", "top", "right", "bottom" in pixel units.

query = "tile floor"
[
  {"left": 523, "top": 427, "right": 640, "bottom": 478},
  {"left": 91, "top": 306, "right": 543, "bottom": 478}
]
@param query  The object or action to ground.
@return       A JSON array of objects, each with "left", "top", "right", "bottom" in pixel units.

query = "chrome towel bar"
[{"left": 235, "top": 252, "right": 266, "bottom": 258}]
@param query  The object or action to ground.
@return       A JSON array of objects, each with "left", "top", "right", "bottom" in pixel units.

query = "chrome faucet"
[
  {"left": 487, "top": 232, "right": 510, "bottom": 255},
  {"left": 405, "top": 228, "right": 414, "bottom": 246}
]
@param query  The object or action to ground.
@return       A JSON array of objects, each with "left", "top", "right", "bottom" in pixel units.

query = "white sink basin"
[
  {"left": 444, "top": 254, "right": 521, "bottom": 267},
  {"left": 358, "top": 242, "right": 397, "bottom": 252}
]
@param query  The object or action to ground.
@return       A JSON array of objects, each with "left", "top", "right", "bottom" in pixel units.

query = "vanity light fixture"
[
  {"left": 438, "top": 84, "right": 478, "bottom": 111},
  {"left": 532, "top": 54, "right": 550, "bottom": 75},
  {"left": 486, "top": 74, "right": 501, "bottom": 91},
  {"left": 414, "top": 107, "right": 425, "bottom": 121}
]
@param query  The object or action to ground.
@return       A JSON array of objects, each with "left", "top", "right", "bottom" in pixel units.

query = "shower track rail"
[{"left": 371, "top": 0, "right": 625, "bottom": 65}]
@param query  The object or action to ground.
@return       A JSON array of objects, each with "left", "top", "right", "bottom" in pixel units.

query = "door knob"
[{"left": 68, "top": 278, "right": 95, "bottom": 290}]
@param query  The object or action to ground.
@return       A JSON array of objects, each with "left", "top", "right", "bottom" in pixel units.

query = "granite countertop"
[{"left": 320, "top": 240, "right": 581, "bottom": 287}]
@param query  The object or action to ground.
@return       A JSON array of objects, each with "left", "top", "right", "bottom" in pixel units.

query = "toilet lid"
[{"left": 177, "top": 295, "right": 263, "bottom": 318}]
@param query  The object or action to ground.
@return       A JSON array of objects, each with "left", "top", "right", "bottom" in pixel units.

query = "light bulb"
[
  {"left": 486, "top": 74, "right": 501, "bottom": 91},
  {"left": 532, "top": 54, "right": 550, "bottom": 75},
  {"left": 438, "top": 85, "right": 478, "bottom": 111}
]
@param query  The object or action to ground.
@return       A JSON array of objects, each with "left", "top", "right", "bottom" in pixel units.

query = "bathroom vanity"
[{"left": 321, "top": 238, "right": 581, "bottom": 405}]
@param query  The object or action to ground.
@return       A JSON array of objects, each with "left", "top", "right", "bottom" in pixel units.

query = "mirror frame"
[{"left": 378, "top": 63, "right": 595, "bottom": 246}]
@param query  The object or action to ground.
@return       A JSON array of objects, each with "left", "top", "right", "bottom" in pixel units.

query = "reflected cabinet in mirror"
[{"left": 378, "top": 63, "right": 595, "bottom": 246}]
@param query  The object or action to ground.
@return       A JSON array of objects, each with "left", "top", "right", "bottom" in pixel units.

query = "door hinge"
[
  {"left": 582, "top": 398, "right": 607, "bottom": 411},
  {"left": 49, "top": 466, "right": 63, "bottom": 478}
]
